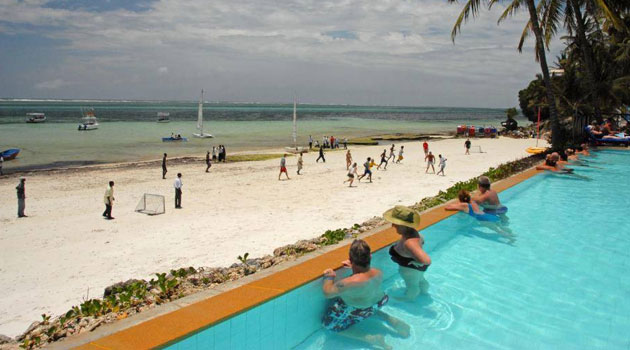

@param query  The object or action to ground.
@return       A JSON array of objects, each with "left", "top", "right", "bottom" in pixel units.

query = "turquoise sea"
[{"left": 0, "top": 100, "right": 525, "bottom": 170}]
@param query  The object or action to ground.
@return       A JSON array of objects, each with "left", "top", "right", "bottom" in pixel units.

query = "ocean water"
[
  {"left": 0, "top": 101, "right": 519, "bottom": 170},
  {"left": 164, "top": 149, "right": 630, "bottom": 350}
]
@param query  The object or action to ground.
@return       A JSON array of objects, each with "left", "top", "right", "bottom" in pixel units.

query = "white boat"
[
  {"left": 157, "top": 112, "right": 170, "bottom": 123},
  {"left": 284, "top": 98, "right": 308, "bottom": 153},
  {"left": 78, "top": 108, "right": 99, "bottom": 131},
  {"left": 26, "top": 113, "right": 46, "bottom": 123},
  {"left": 192, "top": 89, "right": 213, "bottom": 138}
]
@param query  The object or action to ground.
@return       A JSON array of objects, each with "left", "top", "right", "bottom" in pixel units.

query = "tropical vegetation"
[{"left": 449, "top": 0, "right": 629, "bottom": 149}]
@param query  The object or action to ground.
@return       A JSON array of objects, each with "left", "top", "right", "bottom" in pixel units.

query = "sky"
[{"left": 0, "top": 0, "right": 563, "bottom": 107}]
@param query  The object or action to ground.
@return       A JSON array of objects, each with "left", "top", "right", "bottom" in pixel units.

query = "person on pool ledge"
[
  {"left": 472, "top": 176, "right": 508, "bottom": 221},
  {"left": 322, "top": 239, "right": 410, "bottom": 350},
  {"left": 384, "top": 205, "right": 431, "bottom": 301},
  {"left": 446, "top": 190, "right": 515, "bottom": 243}
]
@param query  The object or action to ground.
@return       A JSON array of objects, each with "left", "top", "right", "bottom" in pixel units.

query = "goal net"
[
  {"left": 472, "top": 145, "right": 485, "bottom": 153},
  {"left": 135, "top": 193, "right": 165, "bottom": 215}
]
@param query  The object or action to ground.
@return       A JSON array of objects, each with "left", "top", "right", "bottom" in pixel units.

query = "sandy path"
[{"left": 0, "top": 137, "right": 545, "bottom": 337}]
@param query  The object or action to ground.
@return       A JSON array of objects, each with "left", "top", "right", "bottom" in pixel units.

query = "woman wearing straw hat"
[{"left": 383, "top": 205, "right": 431, "bottom": 300}]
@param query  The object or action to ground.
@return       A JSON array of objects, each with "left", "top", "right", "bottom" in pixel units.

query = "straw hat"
[{"left": 383, "top": 205, "right": 421, "bottom": 229}]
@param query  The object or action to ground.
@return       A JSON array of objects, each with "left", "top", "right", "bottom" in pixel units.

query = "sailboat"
[
  {"left": 284, "top": 98, "right": 308, "bottom": 153},
  {"left": 193, "top": 89, "right": 213, "bottom": 138}
]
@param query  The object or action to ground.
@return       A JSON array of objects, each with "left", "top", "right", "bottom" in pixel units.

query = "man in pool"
[
  {"left": 322, "top": 239, "right": 409, "bottom": 350},
  {"left": 472, "top": 176, "right": 508, "bottom": 221}
]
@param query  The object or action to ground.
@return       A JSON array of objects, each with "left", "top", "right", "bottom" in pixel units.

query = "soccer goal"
[
  {"left": 135, "top": 193, "right": 165, "bottom": 215},
  {"left": 472, "top": 145, "right": 486, "bottom": 153}
]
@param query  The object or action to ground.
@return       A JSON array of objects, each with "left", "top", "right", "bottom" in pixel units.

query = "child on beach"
[
  {"left": 279, "top": 154, "right": 290, "bottom": 180},
  {"left": 388, "top": 144, "right": 396, "bottom": 163},
  {"left": 437, "top": 154, "right": 447, "bottom": 176},
  {"left": 297, "top": 152, "right": 304, "bottom": 175},
  {"left": 377, "top": 149, "right": 388, "bottom": 170},
  {"left": 358, "top": 157, "right": 373, "bottom": 183},
  {"left": 425, "top": 151, "right": 435, "bottom": 173},
  {"left": 346, "top": 150, "right": 352, "bottom": 170},
  {"left": 344, "top": 162, "right": 358, "bottom": 187},
  {"left": 396, "top": 146, "right": 404, "bottom": 163},
  {"left": 317, "top": 146, "right": 326, "bottom": 163},
  {"left": 383, "top": 206, "right": 431, "bottom": 300}
]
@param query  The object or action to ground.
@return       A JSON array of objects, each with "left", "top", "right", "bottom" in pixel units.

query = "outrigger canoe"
[
  {"left": 1, "top": 148, "right": 20, "bottom": 160},
  {"left": 162, "top": 137, "right": 188, "bottom": 142}
]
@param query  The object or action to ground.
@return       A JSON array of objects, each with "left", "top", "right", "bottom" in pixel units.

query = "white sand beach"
[{"left": 0, "top": 137, "right": 545, "bottom": 337}]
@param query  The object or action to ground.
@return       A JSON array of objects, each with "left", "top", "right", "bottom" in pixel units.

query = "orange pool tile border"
[{"left": 75, "top": 166, "right": 542, "bottom": 350}]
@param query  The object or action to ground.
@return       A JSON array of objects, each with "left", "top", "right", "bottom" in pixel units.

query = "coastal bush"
[{"left": 321, "top": 228, "right": 347, "bottom": 245}]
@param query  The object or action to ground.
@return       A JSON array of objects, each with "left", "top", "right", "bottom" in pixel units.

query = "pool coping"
[{"left": 64, "top": 165, "right": 543, "bottom": 350}]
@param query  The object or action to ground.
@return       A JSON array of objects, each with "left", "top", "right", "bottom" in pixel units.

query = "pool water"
[{"left": 165, "top": 149, "right": 630, "bottom": 350}]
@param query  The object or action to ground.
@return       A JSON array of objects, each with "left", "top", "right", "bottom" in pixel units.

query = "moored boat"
[
  {"left": 157, "top": 112, "right": 170, "bottom": 123},
  {"left": 26, "top": 113, "right": 46, "bottom": 123},
  {"left": 162, "top": 136, "right": 188, "bottom": 142},
  {"left": 192, "top": 90, "right": 213, "bottom": 138},
  {"left": 284, "top": 97, "right": 308, "bottom": 153},
  {"left": 78, "top": 108, "right": 99, "bottom": 131},
  {"left": 1, "top": 148, "right": 20, "bottom": 160}
]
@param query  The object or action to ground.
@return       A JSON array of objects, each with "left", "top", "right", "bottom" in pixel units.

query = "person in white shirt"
[
  {"left": 344, "top": 162, "right": 359, "bottom": 187},
  {"left": 437, "top": 155, "right": 447, "bottom": 176},
  {"left": 174, "top": 173, "right": 183, "bottom": 208},
  {"left": 396, "top": 146, "right": 405, "bottom": 163},
  {"left": 103, "top": 181, "right": 114, "bottom": 219}
]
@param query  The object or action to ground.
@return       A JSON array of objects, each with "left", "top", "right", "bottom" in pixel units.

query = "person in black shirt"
[
  {"left": 464, "top": 139, "right": 471, "bottom": 155},
  {"left": 16, "top": 177, "right": 26, "bottom": 218},
  {"left": 206, "top": 151, "right": 212, "bottom": 172},
  {"left": 162, "top": 153, "right": 168, "bottom": 179}
]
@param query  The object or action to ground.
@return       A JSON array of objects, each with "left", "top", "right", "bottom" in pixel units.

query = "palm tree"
[{"left": 449, "top": 0, "right": 562, "bottom": 149}]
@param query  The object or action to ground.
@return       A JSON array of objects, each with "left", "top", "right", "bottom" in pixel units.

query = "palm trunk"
[
  {"left": 569, "top": 0, "right": 601, "bottom": 120},
  {"left": 526, "top": 0, "right": 561, "bottom": 149}
]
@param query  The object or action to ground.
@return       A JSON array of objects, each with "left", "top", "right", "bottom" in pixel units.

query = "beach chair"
[{"left": 585, "top": 126, "right": 630, "bottom": 146}]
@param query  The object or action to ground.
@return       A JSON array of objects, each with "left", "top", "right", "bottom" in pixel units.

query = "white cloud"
[
  {"left": 34, "top": 79, "right": 68, "bottom": 90},
  {"left": 0, "top": 0, "right": 565, "bottom": 106}
]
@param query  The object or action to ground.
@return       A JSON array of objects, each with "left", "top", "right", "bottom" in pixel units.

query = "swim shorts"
[{"left": 323, "top": 295, "right": 389, "bottom": 332}]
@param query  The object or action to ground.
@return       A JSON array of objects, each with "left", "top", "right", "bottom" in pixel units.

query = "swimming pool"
[{"left": 164, "top": 149, "right": 630, "bottom": 350}]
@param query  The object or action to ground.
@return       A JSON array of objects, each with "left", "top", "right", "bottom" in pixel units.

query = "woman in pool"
[
  {"left": 446, "top": 190, "right": 515, "bottom": 242},
  {"left": 383, "top": 206, "right": 431, "bottom": 301}
]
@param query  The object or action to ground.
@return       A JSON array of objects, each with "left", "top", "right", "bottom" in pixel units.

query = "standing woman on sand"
[
  {"left": 384, "top": 206, "right": 431, "bottom": 300},
  {"left": 344, "top": 162, "right": 358, "bottom": 187},
  {"left": 346, "top": 150, "right": 352, "bottom": 170}
]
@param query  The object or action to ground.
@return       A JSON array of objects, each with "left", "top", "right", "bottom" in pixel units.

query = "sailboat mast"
[
  {"left": 292, "top": 98, "right": 297, "bottom": 148},
  {"left": 198, "top": 89, "right": 204, "bottom": 134}
]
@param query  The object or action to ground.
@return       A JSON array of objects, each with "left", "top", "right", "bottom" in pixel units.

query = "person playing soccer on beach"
[
  {"left": 437, "top": 154, "right": 447, "bottom": 176},
  {"left": 344, "top": 162, "right": 358, "bottom": 187},
  {"left": 358, "top": 157, "right": 373, "bottom": 183},
  {"left": 377, "top": 149, "right": 388, "bottom": 170},
  {"left": 205, "top": 151, "right": 212, "bottom": 173},
  {"left": 279, "top": 154, "right": 290, "bottom": 180},
  {"left": 309, "top": 135, "right": 313, "bottom": 149},
  {"left": 387, "top": 144, "right": 396, "bottom": 163},
  {"left": 297, "top": 152, "right": 304, "bottom": 175},
  {"left": 317, "top": 145, "right": 326, "bottom": 163},
  {"left": 465, "top": 139, "right": 471, "bottom": 155},
  {"left": 396, "top": 146, "right": 404, "bottom": 163},
  {"left": 384, "top": 206, "right": 431, "bottom": 300},
  {"left": 425, "top": 151, "right": 435, "bottom": 173},
  {"left": 162, "top": 153, "right": 168, "bottom": 179},
  {"left": 422, "top": 141, "right": 429, "bottom": 156},
  {"left": 346, "top": 150, "right": 352, "bottom": 170},
  {"left": 322, "top": 239, "right": 410, "bottom": 350}
]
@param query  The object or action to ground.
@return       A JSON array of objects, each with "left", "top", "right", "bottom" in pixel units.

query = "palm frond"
[{"left": 451, "top": 0, "right": 485, "bottom": 42}]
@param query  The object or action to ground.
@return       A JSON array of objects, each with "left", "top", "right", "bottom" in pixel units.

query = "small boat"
[
  {"left": 157, "top": 112, "right": 170, "bottom": 123},
  {"left": 192, "top": 89, "right": 213, "bottom": 138},
  {"left": 162, "top": 135, "right": 188, "bottom": 142},
  {"left": 26, "top": 113, "right": 46, "bottom": 123},
  {"left": 284, "top": 97, "right": 308, "bottom": 153},
  {"left": 1, "top": 148, "right": 20, "bottom": 160},
  {"left": 78, "top": 108, "right": 99, "bottom": 131}
]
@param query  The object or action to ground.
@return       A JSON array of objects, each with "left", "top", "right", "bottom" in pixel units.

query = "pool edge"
[{"left": 70, "top": 165, "right": 543, "bottom": 350}]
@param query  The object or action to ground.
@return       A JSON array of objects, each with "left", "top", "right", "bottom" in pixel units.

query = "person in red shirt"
[{"left": 422, "top": 141, "right": 429, "bottom": 156}]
